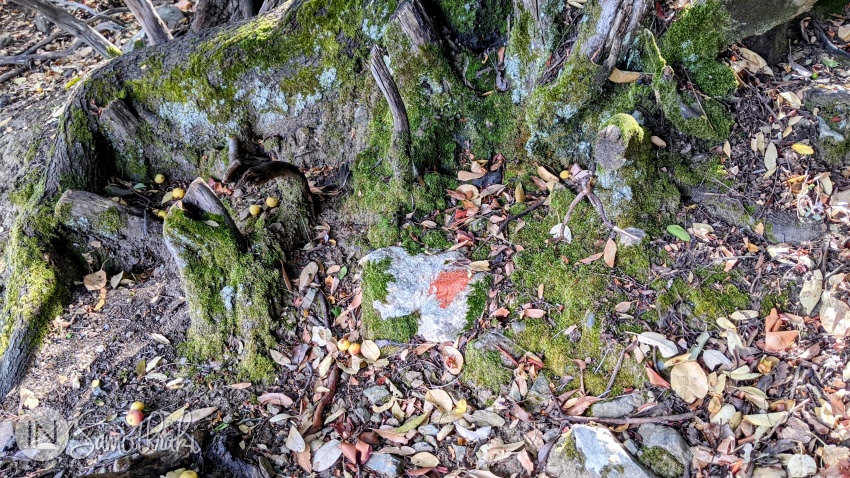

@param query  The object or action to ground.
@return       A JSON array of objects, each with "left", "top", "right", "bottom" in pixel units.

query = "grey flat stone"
[
  {"left": 155, "top": 5, "right": 185, "bottom": 30},
  {"left": 545, "top": 425, "right": 656, "bottom": 478},
  {"left": 638, "top": 423, "right": 692, "bottom": 468},
  {"left": 363, "top": 386, "right": 390, "bottom": 405},
  {"left": 364, "top": 453, "right": 403, "bottom": 477},
  {"left": 591, "top": 393, "right": 645, "bottom": 418}
]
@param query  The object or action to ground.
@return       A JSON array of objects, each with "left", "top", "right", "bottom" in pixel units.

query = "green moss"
[
  {"left": 465, "top": 277, "right": 489, "bottom": 327},
  {"left": 106, "top": 45, "right": 122, "bottom": 58},
  {"left": 642, "top": 30, "right": 733, "bottom": 141},
  {"left": 421, "top": 229, "right": 452, "bottom": 251},
  {"left": 463, "top": 345, "right": 512, "bottom": 392},
  {"left": 94, "top": 207, "right": 127, "bottom": 237},
  {"left": 502, "top": 188, "right": 643, "bottom": 394},
  {"left": 360, "top": 257, "right": 418, "bottom": 342},
  {"left": 759, "top": 291, "right": 789, "bottom": 317},
  {"left": 659, "top": 0, "right": 736, "bottom": 97},
  {"left": 655, "top": 272, "right": 749, "bottom": 320},
  {"left": 639, "top": 446, "right": 685, "bottom": 478},
  {"left": 0, "top": 199, "right": 66, "bottom": 359},
  {"left": 367, "top": 216, "right": 401, "bottom": 249},
  {"left": 163, "top": 208, "right": 281, "bottom": 381}
]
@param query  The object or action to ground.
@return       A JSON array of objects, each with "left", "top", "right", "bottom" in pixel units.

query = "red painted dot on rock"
[{"left": 429, "top": 269, "right": 471, "bottom": 308}]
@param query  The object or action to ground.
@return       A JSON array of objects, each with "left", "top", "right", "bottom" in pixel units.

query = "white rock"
[
  {"left": 360, "top": 247, "right": 485, "bottom": 342},
  {"left": 545, "top": 425, "right": 654, "bottom": 478}
]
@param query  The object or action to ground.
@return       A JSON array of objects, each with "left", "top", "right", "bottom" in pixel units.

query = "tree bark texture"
[{"left": 124, "top": 0, "right": 174, "bottom": 45}]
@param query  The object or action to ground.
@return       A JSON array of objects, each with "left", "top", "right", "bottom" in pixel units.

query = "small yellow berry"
[
  {"left": 157, "top": 209, "right": 167, "bottom": 219},
  {"left": 179, "top": 471, "right": 198, "bottom": 478},
  {"left": 91, "top": 379, "right": 101, "bottom": 388},
  {"left": 249, "top": 205, "right": 261, "bottom": 216},
  {"left": 559, "top": 170, "right": 570, "bottom": 180},
  {"left": 172, "top": 188, "right": 185, "bottom": 200},
  {"left": 154, "top": 174, "right": 166, "bottom": 184},
  {"left": 130, "top": 401, "right": 145, "bottom": 411},
  {"left": 337, "top": 338, "right": 351, "bottom": 352},
  {"left": 265, "top": 197, "right": 279, "bottom": 208},
  {"left": 348, "top": 342, "right": 361, "bottom": 356}
]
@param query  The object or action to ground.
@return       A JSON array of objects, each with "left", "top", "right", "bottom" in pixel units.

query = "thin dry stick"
[
  {"left": 601, "top": 342, "right": 637, "bottom": 398},
  {"left": 561, "top": 412, "right": 694, "bottom": 426}
]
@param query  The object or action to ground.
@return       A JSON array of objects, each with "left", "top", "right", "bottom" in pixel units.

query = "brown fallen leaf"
[
  {"left": 296, "top": 448, "right": 312, "bottom": 473},
  {"left": 258, "top": 392, "right": 294, "bottom": 407},
  {"left": 645, "top": 364, "right": 671, "bottom": 388},
  {"left": 517, "top": 449, "right": 534, "bottom": 474},
  {"left": 763, "top": 330, "right": 799, "bottom": 353},
  {"left": 608, "top": 68, "right": 642, "bottom": 83},
  {"left": 522, "top": 308, "right": 546, "bottom": 319},
  {"left": 84, "top": 270, "right": 107, "bottom": 291},
  {"left": 563, "top": 395, "right": 600, "bottom": 416},
  {"left": 603, "top": 238, "right": 617, "bottom": 268},
  {"left": 580, "top": 252, "right": 603, "bottom": 264}
]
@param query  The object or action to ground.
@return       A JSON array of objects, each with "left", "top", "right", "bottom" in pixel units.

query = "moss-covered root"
[
  {"left": 163, "top": 207, "right": 281, "bottom": 381},
  {"left": 0, "top": 210, "right": 67, "bottom": 397}
]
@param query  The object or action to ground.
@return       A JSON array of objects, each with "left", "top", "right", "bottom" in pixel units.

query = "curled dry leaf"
[
  {"left": 636, "top": 332, "right": 678, "bottom": 358},
  {"left": 258, "top": 392, "right": 294, "bottom": 407},
  {"left": 442, "top": 345, "right": 464, "bottom": 375},
  {"left": 603, "top": 238, "right": 617, "bottom": 268},
  {"left": 299, "top": 262, "right": 319, "bottom": 291},
  {"left": 425, "top": 389, "right": 454, "bottom": 413},
  {"left": 361, "top": 340, "right": 381, "bottom": 361}
]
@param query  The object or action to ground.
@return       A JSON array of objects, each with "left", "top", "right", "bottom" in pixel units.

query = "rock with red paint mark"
[{"left": 360, "top": 247, "right": 486, "bottom": 342}]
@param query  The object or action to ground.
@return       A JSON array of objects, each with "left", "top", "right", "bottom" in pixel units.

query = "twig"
[
  {"left": 561, "top": 412, "right": 694, "bottom": 426},
  {"left": 0, "top": 40, "right": 81, "bottom": 65},
  {"left": 0, "top": 65, "right": 28, "bottom": 84},
  {"left": 9, "top": 0, "right": 119, "bottom": 59},
  {"left": 498, "top": 195, "right": 548, "bottom": 235},
  {"left": 305, "top": 290, "right": 339, "bottom": 435},
  {"left": 811, "top": 19, "right": 850, "bottom": 60},
  {"left": 600, "top": 342, "right": 636, "bottom": 398}
]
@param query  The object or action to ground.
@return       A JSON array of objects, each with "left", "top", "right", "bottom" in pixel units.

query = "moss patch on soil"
[{"left": 502, "top": 187, "right": 650, "bottom": 394}]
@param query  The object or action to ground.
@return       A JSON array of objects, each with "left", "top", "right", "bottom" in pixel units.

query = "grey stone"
[
  {"left": 418, "top": 424, "right": 440, "bottom": 437},
  {"left": 638, "top": 424, "right": 691, "bottom": 469},
  {"left": 363, "top": 386, "right": 389, "bottom": 405},
  {"left": 591, "top": 393, "right": 645, "bottom": 419},
  {"left": 364, "top": 453, "right": 403, "bottom": 476},
  {"left": 0, "top": 34, "right": 12, "bottom": 48},
  {"left": 524, "top": 375, "right": 552, "bottom": 413},
  {"left": 360, "top": 247, "right": 486, "bottom": 342},
  {"left": 0, "top": 421, "right": 14, "bottom": 451},
  {"left": 122, "top": 31, "right": 147, "bottom": 54},
  {"left": 545, "top": 425, "right": 655, "bottom": 478},
  {"left": 412, "top": 442, "right": 434, "bottom": 453},
  {"left": 155, "top": 5, "right": 185, "bottom": 30}
]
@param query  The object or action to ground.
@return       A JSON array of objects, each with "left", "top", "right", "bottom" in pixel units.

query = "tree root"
[
  {"left": 811, "top": 19, "right": 850, "bottom": 60},
  {"left": 554, "top": 166, "right": 641, "bottom": 244}
]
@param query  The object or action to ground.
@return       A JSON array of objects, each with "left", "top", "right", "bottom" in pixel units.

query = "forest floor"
[{"left": 1, "top": 2, "right": 850, "bottom": 478}]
